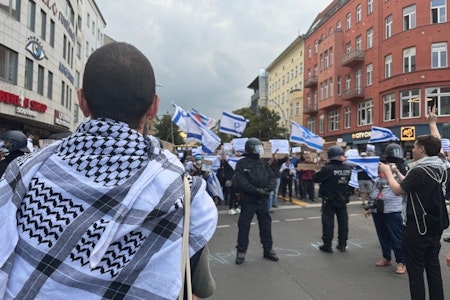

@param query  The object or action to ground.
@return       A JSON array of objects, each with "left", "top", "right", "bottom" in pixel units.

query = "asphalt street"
[{"left": 204, "top": 197, "right": 450, "bottom": 300}]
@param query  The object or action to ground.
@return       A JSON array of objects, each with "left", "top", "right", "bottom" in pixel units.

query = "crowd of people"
[{"left": 0, "top": 42, "right": 450, "bottom": 300}]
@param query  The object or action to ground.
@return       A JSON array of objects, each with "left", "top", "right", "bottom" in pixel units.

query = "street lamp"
[{"left": 270, "top": 100, "right": 289, "bottom": 139}]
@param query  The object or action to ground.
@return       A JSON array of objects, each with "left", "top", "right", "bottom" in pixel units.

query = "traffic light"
[{"left": 443, "top": 123, "right": 450, "bottom": 139}]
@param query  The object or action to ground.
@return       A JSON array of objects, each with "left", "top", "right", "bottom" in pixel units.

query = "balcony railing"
[
  {"left": 304, "top": 102, "right": 318, "bottom": 114},
  {"left": 342, "top": 87, "right": 364, "bottom": 100},
  {"left": 304, "top": 76, "right": 318, "bottom": 88},
  {"left": 341, "top": 49, "right": 365, "bottom": 67}
]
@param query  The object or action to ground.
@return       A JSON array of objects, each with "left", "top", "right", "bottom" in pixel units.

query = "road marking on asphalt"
[
  {"left": 217, "top": 225, "right": 230, "bottom": 228},
  {"left": 307, "top": 216, "right": 321, "bottom": 220},
  {"left": 285, "top": 218, "right": 304, "bottom": 221}
]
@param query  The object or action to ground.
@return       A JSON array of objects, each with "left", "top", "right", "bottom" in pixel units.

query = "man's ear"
[
  {"left": 145, "top": 95, "right": 159, "bottom": 120},
  {"left": 78, "top": 89, "right": 91, "bottom": 117}
]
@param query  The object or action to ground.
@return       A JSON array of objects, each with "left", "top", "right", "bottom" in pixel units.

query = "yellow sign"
[{"left": 401, "top": 126, "right": 415, "bottom": 141}]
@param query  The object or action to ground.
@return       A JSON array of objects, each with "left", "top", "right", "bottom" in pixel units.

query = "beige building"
[{"left": 266, "top": 35, "right": 306, "bottom": 130}]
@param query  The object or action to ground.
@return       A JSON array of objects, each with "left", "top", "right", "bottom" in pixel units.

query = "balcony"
[
  {"left": 304, "top": 102, "right": 318, "bottom": 114},
  {"left": 341, "top": 49, "right": 365, "bottom": 68},
  {"left": 342, "top": 87, "right": 364, "bottom": 101},
  {"left": 304, "top": 76, "right": 318, "bottom": 88}
]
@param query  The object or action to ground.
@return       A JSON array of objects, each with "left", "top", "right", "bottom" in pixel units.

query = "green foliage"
[{"left": 153, "top": 113, "right": 185, "bottom": 145}]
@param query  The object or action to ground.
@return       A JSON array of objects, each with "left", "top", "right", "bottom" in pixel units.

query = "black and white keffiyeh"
[{"left": 0, "top": 119, "right": 217, "bottom": 300}]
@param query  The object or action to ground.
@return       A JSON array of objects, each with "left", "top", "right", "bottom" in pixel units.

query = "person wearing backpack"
[{"left": 379, "top": 107, "right": 448, "bottom": 300}]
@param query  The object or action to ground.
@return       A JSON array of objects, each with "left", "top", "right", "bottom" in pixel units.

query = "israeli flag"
[
  {"left": 346, "top": 156, "right": 380, "bottom": 180},
  {"left": 219, "top": 112, "right": 248, "bottom": 137},
  {"left": 289, "top": 120, "right": 323, "bottom": 152},
  {"left": 368, "top": 126, "right": 399, "bottom": 143},
  {"left": 171, "top": 104, "right": 202, "bottom": 141},
  {"left": 192, "top": 108, "right": 216, "bottom": 129}
]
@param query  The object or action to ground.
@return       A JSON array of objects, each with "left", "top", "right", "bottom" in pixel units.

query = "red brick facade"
[{"left": 303, "top": 0, "right": 450, "bottom": 146}]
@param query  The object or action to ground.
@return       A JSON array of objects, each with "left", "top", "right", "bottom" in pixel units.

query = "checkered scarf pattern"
[{"left": 0, "top": 119, "right": 218, "bottom": 300}]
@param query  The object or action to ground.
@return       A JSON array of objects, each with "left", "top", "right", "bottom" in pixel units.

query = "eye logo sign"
[{"left": 25, "top": 36, "right": 47, "bottom": 60}]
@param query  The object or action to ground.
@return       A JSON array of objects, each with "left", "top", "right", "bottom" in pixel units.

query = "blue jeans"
[
  {"left": 268, "top": 178, "right": 281, "bottom": 210},
  {"left": 372, "top": 212, "right": 404, "bottom": 264}
]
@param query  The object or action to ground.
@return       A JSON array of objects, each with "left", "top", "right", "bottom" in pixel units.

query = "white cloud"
[{"left": 95, "top": 0, "right": 331, "bottom": 120}]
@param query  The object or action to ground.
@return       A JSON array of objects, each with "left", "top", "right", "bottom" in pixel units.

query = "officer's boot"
[
  {"left": 319, "top": 240, "right": 333, "bottom": 253},
  {"left": 336, "top": 240, "right": 347, "bottom": 252}
]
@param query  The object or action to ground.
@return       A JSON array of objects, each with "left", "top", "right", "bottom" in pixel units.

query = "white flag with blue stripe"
[
  {"left": 289, "top": 121, "right": 323, "bottom": 152},
  {"left": 346, "top": 156, "right": 380, "bottom": 180},
  {"left": 219, "top": 111, "right": 248, "bottom": 137},
  {"left": 192, "top": 108, "right": 216, "bottom": 129},
  {"left": 368, "top": 126, "right": 399, "bottom": 143},
  {"left": 171, "top": 104, "right": 202, "bottom": 141}
]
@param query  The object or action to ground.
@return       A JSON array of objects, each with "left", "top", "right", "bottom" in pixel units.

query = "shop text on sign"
[{"left": 0, "top": 90, "right": 47, "bottom": 113}]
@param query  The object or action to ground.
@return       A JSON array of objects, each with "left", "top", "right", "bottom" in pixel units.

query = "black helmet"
[
  {"left": 1, "top": 130, "right": 28, "bottom": 152},
  {"left": 245, "top": 138, "right": 264, "bottom": 156},
  {"left": 385, "top": 143, "right": 403, "bottom": 159},
  {"left": 327, "top": 146, "right": 345, "bottom": 161}
]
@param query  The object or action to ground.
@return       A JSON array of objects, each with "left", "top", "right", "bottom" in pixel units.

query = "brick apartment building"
[{"left": 303, "top": 0, "right": 450, "bottom": 152}]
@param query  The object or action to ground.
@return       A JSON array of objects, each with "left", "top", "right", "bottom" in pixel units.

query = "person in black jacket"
[
  {"left": 234, "top": 138, "right": 278, "bottom": 264},
  {"left": 313, "top": 146, "right": 352, "bottom": 253},
  {"left": 0, "top": 130, "right": 29, "bottom": 178}
]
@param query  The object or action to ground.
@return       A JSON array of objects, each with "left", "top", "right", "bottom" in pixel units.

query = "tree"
[{"left": 153, "top": 113, "right": 185, "bottom": 145}]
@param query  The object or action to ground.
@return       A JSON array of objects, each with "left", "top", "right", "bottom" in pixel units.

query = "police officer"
[
  {"left": 0, "top": 130, "right": 29, "bottom": 177},
  {"left": 234, "top": 138, "right": 278, "bottom": 264},
  {"left": 313, "top": 146, "right": 352, "bottom": 253}
]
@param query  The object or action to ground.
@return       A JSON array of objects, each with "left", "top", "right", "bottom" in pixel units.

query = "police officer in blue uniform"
[
  {"left": 313, "top": 146, "right": 352, "bottom": 253},
  {"left": 234, "top": 138, "right": 278, "bottom": 264}
]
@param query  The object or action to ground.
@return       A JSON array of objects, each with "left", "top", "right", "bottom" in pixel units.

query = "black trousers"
[
  {"left": 321, "top": 199, "right": 348, "bottom": 246},
  {"left": 236, "top": 198, "right": 273, "bottom": 253},
  {"left": 403, "top": 223, "right": 444, "bottom": 300}
]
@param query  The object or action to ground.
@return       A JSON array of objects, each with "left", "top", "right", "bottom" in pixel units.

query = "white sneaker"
[
  {"left": 228, "top": 209, "right": 237, "bottom": 215},
  {"left": 235, "top": 207, "right": 241, "bottom": 213}
]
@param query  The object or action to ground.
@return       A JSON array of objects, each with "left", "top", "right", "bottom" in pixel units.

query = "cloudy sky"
[{"left": 95, "top": 0, "right": 332, "bottom": 121}]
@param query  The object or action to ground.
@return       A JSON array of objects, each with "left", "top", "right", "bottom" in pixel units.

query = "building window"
[
  {"left": 77, "top": 16, "right": 82, "bottom": 32},
  {"left": 0, "top": 0, "right": 21, "bottom": 21},
  {"left": 356, "top": 35, "right": 362, "bottom": 50},
  {"left": 356, "top": 69, "right": 362, "bottom": 91},
  {"left": 431, "top": 42, "right": 447, "bottom": 68},
  {"left": 346, "top": 42, "right": 351, "bottom": 53},
  {"left": 328, "top": 110, "right": 340, "bottom": 132},
  {"left": 346, "top": 13, "right": 352, "bottom": 30},
  {"left": 366, "top": 64, "right": 373, "bottom": 86},
  {"left": 47, "top": 71, "right": 53, "bottom": 99},
  {"left": 336, "top": 21, "right": 342, "bottom": 31},
  {"left": 308, "top": 45, "right": 312, "bottom": 58},
  {"left": 50, "top": 19, "right": 55, "bottom": 47},
  {"left": 37, "top": 65, "right": 44, "bottom": 95},
  {"left": 0, "top": 45, "right": 18, "bottom": 84},
  {"left": 295, "top": 102, "right": 300, "bottom": 115},
  {"left": 87, "top": 13, "right": 90, "bottom": 26},
  {"left": 307, "top": 117, "right": 316, "bottom": 133},
  {"left": 66, "top": 0, "right": 75, "bottom": 24},
  {"left": 367, "top": 27, "right": 374, "bottom": 49},
  {"left": 385, "top": 15, "right": 393, "bottom": 39},
  {"left": 345, "top": 74, "right": 351, "bottom": 91},
  {"left": 401, "top": 89, "right": 420, "bottom": 118},
  {"left": 426, "top": 87, "right": 450, "bottom": 116},
  {"left": 337, "top": 76, "right": 342, "bottom": 95},
  {"left": 86, "top": 41, "right": 89, "bottom": 58},
  {"left": 74, "top": 103, "right": 79, "bottom": 124},
  {"left": 314, "top": 40, "right": 318, "bottom": 53},
  {"left": 357, "top": 100, "right": 373, "bottom": 126},
  {"left": 383, "top": 93, "right": 396, "bottom": 121},
  {"left": 61, "top": 81, "right": 65, "bottom": 106},
  {"left": 385, "top": 54, "right": 392, "bottom": 78},
  {"left": 367, "top": 0, "right": 373, "bottom": 15},
  {"left": 403, "top": 5, "right": 416, "bottom": 30},
  {"left": 27, "top": 0, "right": 36, "bottom": 32},
  {"left": 40, "top": 10, "right": 46, "bottom": 40},
  {"left": 63, "top": 35, "right": 67, "bottom": 59},
  {"left": 431, "top": 0, "right": 446, "bottom": 24},
  {"left": 403, "top": 47, "right": 416, "bottom": 73},
  {"left": 319, "top": 114, "right": 324, "bottom": 134},
  {"left": 25, "top": 58, "right": 33, "bottom": 90},
  {"left": 76, "top": 41, "right": 81, "bottom": 58},
  {"left": 344, "top": 106, "right": 351, "bottom": 129},
  {"left": 356, "top": 4, "right": 362, "bottom": 23}
]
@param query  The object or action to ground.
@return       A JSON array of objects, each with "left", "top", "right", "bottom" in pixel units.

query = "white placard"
[
  {"left": 269, "top": 139, "right": 290, "bottom": 154},
  {"left": 232, "top": 138, "right": 248, "bottom": 153}
]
